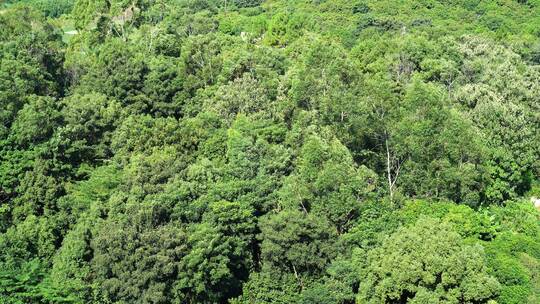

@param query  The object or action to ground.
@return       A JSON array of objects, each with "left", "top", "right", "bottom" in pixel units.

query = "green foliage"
[
  {"left": 5, "top": 0, "right": 75, "bottom": 17},
  {"left": 279, "top": 133, "right": 378, "bottom": 233},
  {"left": 259, "top": 209, "right": 337, "bottom": 276},
  {"left": 356, "top": 217, "right": 501, "bottom": 303},
  {"left": 0, "top": 259, "right": 78, "bottom": 303},
  {"left": 393, "top": 79, "right": 487, "bottom": 204},
  {"left": 0, "top": 0, "right": 539, "bottom": 303}
]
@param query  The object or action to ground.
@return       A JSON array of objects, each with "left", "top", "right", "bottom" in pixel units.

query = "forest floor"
[
  {"left": 533, "top": 198, "right": 540, "bottom": 211},
  {"left": 52, "top": 17, "right": 77, "bottom": 42}
]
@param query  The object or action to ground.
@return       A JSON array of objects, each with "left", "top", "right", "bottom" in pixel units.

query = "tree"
[
  {"left": 210, "top": 73, "right": 276, "bottom": 122},
  {"left": 176, "top": 200, "right": 256, "bottom": 302},
  {"left": 279, "top": 133, "right": 378, "bottom": 233},
  {"left": 233, "top": 270, "right": 301, "bottom": 304},
  {"left": 92, "top": 219, "right": 189, "bottom": 303},
  {"left": 454, "top": 36, "right": 540, "bottom": 203},
  {"left": 356, "top": 217, "right": 500, "bottom": 303},
  {"left": 258, "top": 210, "right": 337, "bottom": 281},
  {"left": 9, "top": 96, "right": 61, "bottom": 148},
  {"left": 363, "top": 78, "right": 486, "bottom": 205},
  {"left": 1, "top": 1, "right": 539, "bottom": 303},
  {"left": 54, "top": 93, "right": 121, "bottom": 166},
  {"left": 142, "top": 55, "right": 185, "bottom": 117},
  {"left": 287, "top": 35, "right": 364, "bottom": 137}
]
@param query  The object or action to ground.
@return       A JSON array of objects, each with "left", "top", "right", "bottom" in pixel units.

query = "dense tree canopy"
[{"left": 0, "top": 0, "right": 539, "bottom": 303}]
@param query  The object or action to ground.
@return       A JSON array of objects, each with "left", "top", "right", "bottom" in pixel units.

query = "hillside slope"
[{"left": 0, "top": 0, "right": 539, "bottom": 303}]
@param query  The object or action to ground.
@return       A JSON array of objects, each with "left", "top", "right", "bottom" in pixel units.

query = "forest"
[{"left": 0, "top": 0, "right": 539, "bottom": 303}]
